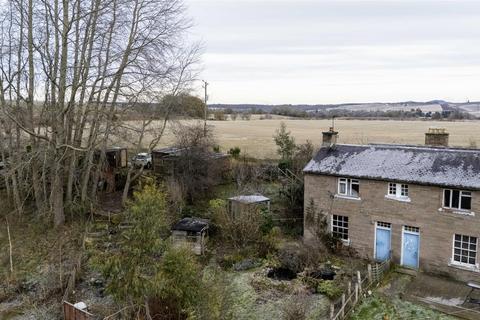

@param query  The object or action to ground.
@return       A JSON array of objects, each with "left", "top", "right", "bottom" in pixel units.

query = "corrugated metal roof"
[
  {"left": 152, "top": 147, "right": 229, "bottom": 160},
  {"left": 152, "top": 147, "right": 185, "bottom": 155},
  {"left": 304, "top": 144, "right": 480, "bottom": 190},
  {"left": 228, "top": 194, "right": 270, "bottom": 203}
]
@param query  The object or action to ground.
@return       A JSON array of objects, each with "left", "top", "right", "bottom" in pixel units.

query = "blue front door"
[
  {"left": 375, "top": 226, "right": 391, "bottom": 261},
  {"left": 402, "top": 230, "right": 420, "bottom": 268}
]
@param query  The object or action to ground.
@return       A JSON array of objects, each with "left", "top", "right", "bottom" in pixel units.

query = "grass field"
[{"left": 155, "top": 119, "right": 480, "bottom": 159}]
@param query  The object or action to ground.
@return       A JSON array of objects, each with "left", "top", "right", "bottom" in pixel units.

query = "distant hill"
[{"left": 210, "top": 101, "right": 480, "bottom": 116}]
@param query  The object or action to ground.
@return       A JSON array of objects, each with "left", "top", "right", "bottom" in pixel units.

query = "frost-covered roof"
[
  {"left": 228, "top": 194, "right": 270, "bottom": 204},
  {"left": 304, "top": 144, "right": 480, "bottom": 190}
]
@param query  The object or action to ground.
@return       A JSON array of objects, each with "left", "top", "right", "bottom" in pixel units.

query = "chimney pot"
[
  {"left": 322, "top": 128, "right": 338, "bottom": 147},
  {"left": 425, "top": 127, "right": 449, "bottom": 147}
]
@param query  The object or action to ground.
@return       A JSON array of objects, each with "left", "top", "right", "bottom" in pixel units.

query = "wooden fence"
[
  {"left": 63, "top": 301, "right": 93, "bottom": 320},
  {"left": 330, "top": 257, "right": 391, "bottom": 320}
]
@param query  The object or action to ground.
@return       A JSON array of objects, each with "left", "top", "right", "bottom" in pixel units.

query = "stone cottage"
[{"left": 304, "top": 127, "right": 480, "bottom": 282}]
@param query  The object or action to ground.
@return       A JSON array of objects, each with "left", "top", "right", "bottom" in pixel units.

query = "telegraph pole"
[{"left": 202, "top": 80, "right": 209, "bottom": 137}]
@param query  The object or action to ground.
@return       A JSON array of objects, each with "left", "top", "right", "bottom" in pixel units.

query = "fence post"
[
  {"left": 357, "top": 270, "right": 362, "bottom": 292},
  {"left": 330, "top": 302, "right": 335, "bottom": 319},
  {"left": 368, "top": 264, "right": 372, "bottom": 283},
  {"left": 355, "top": 282, "right": 359, "bottom": 303},
  {"left": 341, "top": 293, "right": 345, "bottom": 319}
]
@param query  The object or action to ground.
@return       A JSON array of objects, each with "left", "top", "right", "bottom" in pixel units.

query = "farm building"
[
  {"left": 228, "top": 194, "right": 271, "bottom": 219},
  {"left": 304, "top": 127, "right": 480, "bottom": 282},
  {"left": 171, "top": 217, "right": 209, "bottom": 255}
]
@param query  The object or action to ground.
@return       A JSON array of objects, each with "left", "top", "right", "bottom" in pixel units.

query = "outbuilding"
[
  {"left": 228, "top": 194, "right": 271, "bottom": 219},
  {"left": 171, "top": 217, "right": 209, "bottom": 255},
  {"left": 151, "top": 146, "right": 230, "bottom": 179}
]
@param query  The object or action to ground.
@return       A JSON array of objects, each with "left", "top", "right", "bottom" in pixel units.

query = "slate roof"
[
  {"left": 303, "top": 144, "right": 480, "bottom": 190},
  {"left": 172, "top": 217, "right": 209, "bottom": 233},
  {"left": 228, "top": 194, "right": 270, "bottom": 204}
]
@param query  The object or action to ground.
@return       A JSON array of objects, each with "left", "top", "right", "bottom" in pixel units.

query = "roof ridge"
[
  {"left": 332, "top": 143, "right": 480, "bottom": 153},
  {"left": 307, "top": 143, "right": 480, "bottom": 189}
]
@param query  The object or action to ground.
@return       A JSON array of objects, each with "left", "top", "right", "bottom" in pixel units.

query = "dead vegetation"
[{"left": 0, "top": 213, "right": 87, "bottom": 318}]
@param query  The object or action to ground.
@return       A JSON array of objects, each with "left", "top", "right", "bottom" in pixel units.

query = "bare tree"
[
  {"left": 167, "top": 121, "right": 223, "bottom": 203},
  {"left": 0, "top": 0, "right": 199, "bottom": 226},
  {"left": 120, "top": 47, "right": 200, "bottom": 205}
]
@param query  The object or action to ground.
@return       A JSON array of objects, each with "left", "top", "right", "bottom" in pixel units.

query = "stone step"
[{"left": 396, "top": 267, "right": 418, "bottom": 277}]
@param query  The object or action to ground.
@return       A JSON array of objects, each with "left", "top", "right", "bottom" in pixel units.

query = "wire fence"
[{"left": 330, "top": 257, "right": 392, "bottom": 320}]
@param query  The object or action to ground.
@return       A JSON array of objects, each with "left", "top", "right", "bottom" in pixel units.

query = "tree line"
[{"left": 212, "top": 105, "right": 476, "bottom": 120}]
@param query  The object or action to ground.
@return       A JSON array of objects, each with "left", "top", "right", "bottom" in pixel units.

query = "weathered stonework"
[{"left": 304, "top": 173, "right": 480, "bottom": 282}]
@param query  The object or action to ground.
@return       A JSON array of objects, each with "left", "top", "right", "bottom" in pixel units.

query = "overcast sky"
[{"left": 187, "top": 0, "right": 480, "bottom": 104}]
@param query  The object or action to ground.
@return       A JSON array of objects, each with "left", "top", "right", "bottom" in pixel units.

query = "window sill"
[
  {"left": 438, "top": 208, "right": 475, "bottom": 217},
  {"left": 385, "top": 195, "right": 411, "bottom": 203},
  {"left": 448, "top": 262, "right": 480, "bottom": 273},
  {"left": 335, "top": 194, "right": 361, "bottom": 201},
  {"left": 340, "top": 238, "right": 351, "bottom": 246}
]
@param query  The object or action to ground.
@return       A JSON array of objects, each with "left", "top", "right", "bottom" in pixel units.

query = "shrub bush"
[
  {"left": 317, "top": 280, "right": 343, "bottom": 300},
  {"left": 228, "top": 146, "right": 241, "bottom": 158},
  {"left": 277, "top": 243, "right": 324, "bottom": 274}
]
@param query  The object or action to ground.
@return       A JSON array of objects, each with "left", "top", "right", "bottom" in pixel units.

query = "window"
[
  {"left": 404, "top": 225, "right": 419, "bottom": 233},
  {"left": 444, "top": 189, "right": 472, "bottom": 211},
  {"left": 377, "top": 221, "right": 391, "bottom": 229},
  {"left": 387, "top": 183, "right": 409, "bottom": 198},
  {"left": 338, "top": 178, "right": 360, "bottom": 198},
  {"left": 388, "top": 183, "right": 396, "bottom": 195},
  {"left": 332, "top": 215, "right": 349, "bottom": 240},
  {"left": 453, "top": 234, "right": 477, "bottom": 266}
]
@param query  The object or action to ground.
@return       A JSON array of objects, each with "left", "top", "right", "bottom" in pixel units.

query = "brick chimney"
[
  {"left": 322, "top": 127, "right": 338, "bottom": 147},
  {"left": 425, "top": 128, "right": 449, "bottom": 147}
]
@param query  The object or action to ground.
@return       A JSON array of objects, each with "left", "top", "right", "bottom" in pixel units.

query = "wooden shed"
[
  {"left": 105, "top": 147, "right": 128, "bottom": 169},
  {"left": 93, "top": 147, "right": 128, "bottom": 193},
  {"left": 93, "top": 147, "right": 128, "bottom": 169},
  {"left": 228, "top": 194, "right": 271, "bottom": 219},
  {"left": 151, "top": 146, "right": 230, "bottom": 179},
  {"left": 171, "top": 217, "right": 209, "bottom": 255},
  {"left": 151, "top": 147, "right": 185, "bottom": 174}
]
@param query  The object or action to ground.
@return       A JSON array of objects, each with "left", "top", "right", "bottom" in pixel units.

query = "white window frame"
[
  {"left": 385, "top": 182, "right": 410, "bottom": 202},
  {"left": 451, "top": 234, "right": 479, "bottom": 269},
  {"left": 331, "top": 214, "right": 349, "bottom": 243},
  {"left": 337, "top": 178, "right": 360, "bottom": 198},
  {"left": 443, "top": 189, "right": 472, "bottom": 211}
]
